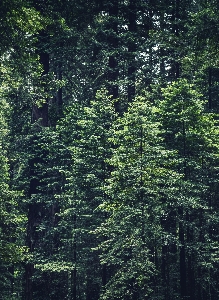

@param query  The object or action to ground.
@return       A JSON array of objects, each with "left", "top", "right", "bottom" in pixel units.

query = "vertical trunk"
[
  {"left": 208, "top": 67, "right": 212, "bottom": 110},
  {"left": 108, "top": 0, "right": 119, "bottom": 111},
  {"left": 174, "top": 0, "right": 180, "bottom": 79},
  {"left": 169, "top": 0, "right": 180, "bottom": 80},
  {"left": 127, "top": 0, "right": 137, "bottom": 103},
  {"left": 50, "top": 60, "right": 63, "bottom": 126},
  {"left": 173, "top": 1, "right": 187, "bottom": 297},
  {"left": 25, "top": 45, "right": 49, "bottom": 300},
  {"left": 159, "top": 10, "right": 166, "bottom": 85},
  {"left": 9, "top": 265, "right": 14, "bottom": 297},
  {"left": 187, "top": 213, "right": 195, "bottom": 300},
  {"left": 72, "top": 213, "right": 77, "bottom": 300},
  {"left": 161, "top": 243, "right": 168, "bottom": 299},
  {"left": 179, "top": 208, "right": 186, "bottom": 298},
  {"left": 56, "top": 63, "right": 63, "bottom": 109},
  {"left": 179, "top": 118, "right": 187, "bottom": 299},
  {"left": 25, "top": 263, "right": 34, "bottom": 300}
]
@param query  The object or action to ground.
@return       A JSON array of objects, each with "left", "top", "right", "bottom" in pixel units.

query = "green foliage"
[
  {"left": 1, "top": 0, "right": 219, "bottom": 299},
  {"left": 95, "top": 96, "right": 181, "bottom": 299},
  {"left": 54, "top": 89, "right": 117, "bottom": 299},
  {"left": 0, "top": 92, "right": 27, "bottom": 299},
  {"left": 158, "top": 78, "right": 219, "bottom": 299},
  {"left": 0, "top": 96, "right": 27, "bottom": 263}
]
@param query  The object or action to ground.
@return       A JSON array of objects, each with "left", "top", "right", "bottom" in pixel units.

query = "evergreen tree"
[
  {"left": 96, "top": 95, "right": 182, "bottom": 299},
  {"left": 0, "top": 79, "right": 27, "bottom": 299},
  {"left": 1, "top": 0, "right": 219, "bottom": 299},
  {"left": 158, "top": 78, "right": 219, "bottom": 299},
  {"left": 55, "top": 89, "right": 116, "bottom": 299}
]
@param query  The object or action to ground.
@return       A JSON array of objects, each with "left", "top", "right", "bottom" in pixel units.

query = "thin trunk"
[
  {"left": 208, "top": 67, "right": 212, "bottom": 110},
  {"left": 108, "top": 0, "right": 119, "bottom": 111},
  {"left": 159, "top": 10, "right": 166, "bottom": 85},
  {"left": 72, "top": 193, "right": 77, "bottom": 300},
  {"left": 56, "top": 63, "right": 63, "bottom": 110},
  {"left": 179, "top": 208, "right": 186, "bottom": 298},
  {"left": 127, "top": 0, "right": 137, "bottom": 103},
  {"left": 179, "top": 119, "right": 187, "bottom": 299},
  {"left": 169, "top": 0, "right": 180, "bottom": 80},
  {"left": 72, "top": 249, "right": 77, "bottom": 300},
  {"left": 161, "top": 243, "right": 168, "bottom": 299},
  {"left": 50, "top": 60, "right": 63, "bottom": 126},
  {"left": 186, "top": 197, "right": 195, "bottom": 300}
]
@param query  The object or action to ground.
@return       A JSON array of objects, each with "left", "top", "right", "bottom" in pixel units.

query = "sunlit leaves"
[{"left": 96, "top": 95, "right": 182, "bottom": 299}]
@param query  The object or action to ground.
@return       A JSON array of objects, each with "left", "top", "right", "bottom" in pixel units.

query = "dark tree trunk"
[
  {"left": 49, "top": 59, "right": 63, "bottom": 126},
  {"left": 169, "top": 0, "right": 181, "bottom": 80},
  {"left": 72, "top": 213, "right": 77, "bottom": 300},
  {"left": 186, "top": 211, "right": 195, "bottom": 300},
  {"left": 25, "top": 43, "right": 49, "bottom": 300},
  {"left": 107, "top": 0, "right": 119, "bottom": 112},
  {"left": 179, "top": 209, "right": 187, "bottom": 299},
  {"left": 127, "top": 0, "right": 137, "bottom": 103},
  {"left": 208, "top": 67, "right": 212, "bottom": 110},
  {"left": 179, "top": 117, "right": 187, "bottom": 299}
]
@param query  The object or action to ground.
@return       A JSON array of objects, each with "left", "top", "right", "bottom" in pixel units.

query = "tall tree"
[
  {"left": 158, "top": 78, "right": 219, "bottom": 299},
  {"left": 55, "top": 89, "right": 116, "bottom": 299},
  {"left": 96, "top": 95, "right": 182, "bottom": 299}
]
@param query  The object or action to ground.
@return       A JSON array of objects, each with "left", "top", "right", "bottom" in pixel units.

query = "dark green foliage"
[
  {"left": 55, "top": 89, "right": 116, "bottom": 299},
  {"left": 95, "top": 96, "right": 180, "bottom": 299},
  {"left": 157, "top": 79, "right": 219, "bottom": 299},
  {"left": 1, "top": 0, "right": 219, "bottom": 299}
]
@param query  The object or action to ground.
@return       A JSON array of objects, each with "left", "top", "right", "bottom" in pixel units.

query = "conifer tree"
[
  {"left": 158, "top": 79, "right": 219, "bottom": 299},
  {"left": 55, "top": 89, "right": 117, "bottom": 299},
  {"left": 96, "top": 95, "right": 182, "bottom": 299}
]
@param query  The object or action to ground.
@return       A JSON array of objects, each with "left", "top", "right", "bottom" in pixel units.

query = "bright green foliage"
[
  {"left": 158, "top": 78, "right": 219, "bottom": 299},
  {"left": 0, "top": 98, "right": 26, "bottom": 262},
  {"left": 1, "top": 0, "right": 219, "bottom": 299},
  {"left": 0, "top": 0, "right": 45, "bottom": 55},
  {"left": 54, "top": 89, "right": 117, "bottom": 299},
  {"left": 0, "top": 95, "right": 27, "bottom": 299},
  {"left": 96, "top": 95, "right": 182, "bottom": 299}
]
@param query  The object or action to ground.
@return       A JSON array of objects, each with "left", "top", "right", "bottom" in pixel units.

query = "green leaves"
[
  {"left": 0, "top": 94, "right": 27, "bottom": 267},
  {"left": 94, "top": 95, "right": 179, "bottom": 299},
  {"left": 1, "top": 0, "right": 219, "bottom": 299}
]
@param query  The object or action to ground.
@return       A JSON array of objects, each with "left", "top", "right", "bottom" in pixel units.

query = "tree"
[
  {"left": 96, "top": 94, "right": 182, "bottom": 299},
  {"left": 53, "top": 89, "right": 117, "bottom": 300},
  {"left": 1, "top": 0, "right": 219, "bottom": 299},
  {"left": 158, "top": 78, "right": 219, "bottom": 299},
  {"left": 0, "top": 81, "right": 27, "bottom": 299}
]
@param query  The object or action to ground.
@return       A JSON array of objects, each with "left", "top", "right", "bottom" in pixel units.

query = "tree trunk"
[
  {"left": 179, "top": 208, "right": 187, "bottom": 299},
  {"left": 127, "top": 0, "right": 137, "bottom": 103},
  {"left": 107, "top": 0, "right": 119, "bottom": 112},
  {"left": 25, "top": 46, "right": 49, "bottom": 300}
]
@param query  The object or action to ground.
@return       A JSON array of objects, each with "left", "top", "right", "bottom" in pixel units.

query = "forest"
[{"left": 0, "top": 0, "right": 219, "bottom": 299}]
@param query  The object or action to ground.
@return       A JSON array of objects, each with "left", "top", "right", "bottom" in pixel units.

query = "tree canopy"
[{"left": 1, "top": 0, "right": 219, "bottom": 299}]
